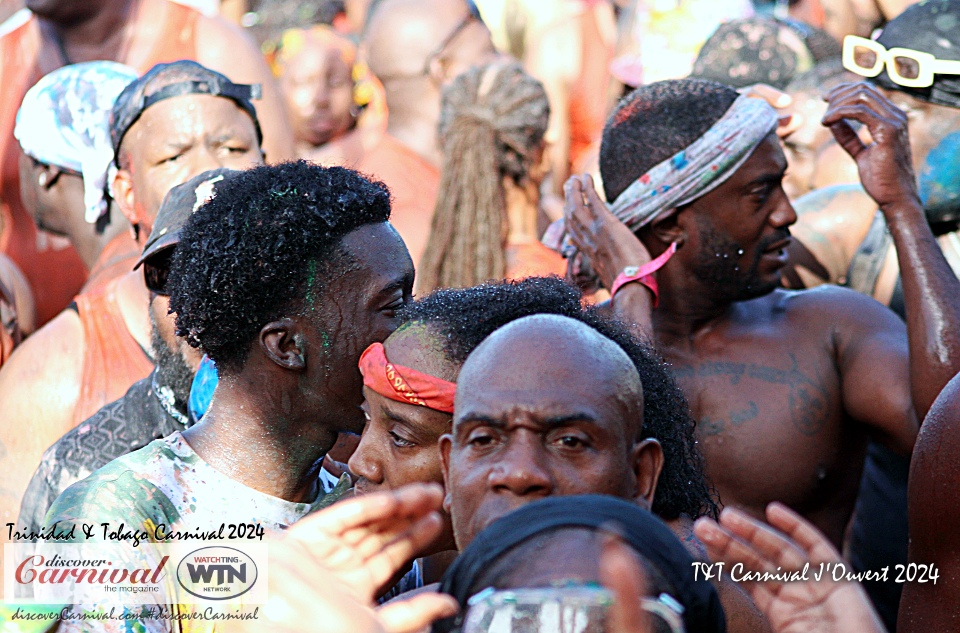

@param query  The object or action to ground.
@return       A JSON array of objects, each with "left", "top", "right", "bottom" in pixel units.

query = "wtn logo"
[
  {"left": 177, "top": 547, "right": 258, "bottom": 601},
  {"left": 186, "top": 562, "right": 247, "bottom": 585}
]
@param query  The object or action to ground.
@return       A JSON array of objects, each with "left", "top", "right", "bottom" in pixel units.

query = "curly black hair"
[
  {"left": 168, "top": 160, "right": 392, "bottom": 373},
  {"left": 600, "top": 79, "right": 739, "bottom": 203},
  {"left": 401, "top": 276, "right": 718, "bottom": 520}
]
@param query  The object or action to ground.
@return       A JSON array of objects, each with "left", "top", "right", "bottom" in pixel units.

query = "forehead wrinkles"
[{"left": 133, "top": 97, "right": 250, "bottom": 149}]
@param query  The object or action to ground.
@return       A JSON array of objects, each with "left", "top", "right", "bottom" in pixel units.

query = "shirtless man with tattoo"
[{"left": 552, "top": 77, "right": 960, "bottom": 550}]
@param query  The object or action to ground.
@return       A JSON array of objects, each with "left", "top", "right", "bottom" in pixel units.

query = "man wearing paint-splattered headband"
[{"left": 549, "top": 77, "right": 960, "bottom": 633}]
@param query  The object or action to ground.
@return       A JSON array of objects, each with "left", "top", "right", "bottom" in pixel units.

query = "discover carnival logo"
[{"left": 176, "top": 546, "right": 258, "bottom": 600}]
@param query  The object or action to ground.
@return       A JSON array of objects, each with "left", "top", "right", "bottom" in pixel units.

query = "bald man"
[
  {"left": 440, "top": 313, "right": 770, "bottom": 632},
  {"left": 355, "top": 0, "right": 497, "bottom": 266},
  {"left": 442, "top": 314, "right": 659, "bottom": 546}
]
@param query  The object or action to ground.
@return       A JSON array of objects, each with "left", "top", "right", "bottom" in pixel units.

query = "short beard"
[
  {"left": 691, "top": 222, "right": 787, "bottom": 302},
  {"left": 150, "top": 315, "right": 196, "bottom": 412}
]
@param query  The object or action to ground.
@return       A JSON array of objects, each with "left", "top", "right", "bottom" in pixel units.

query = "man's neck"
[
  {"left": 652, "top": 267, "right": 735, "bottom": 345},
  {"left": 39, "top": 0, "right": 136, "bottom": 63},
  {"left": 383, "top": 82, "right": 442, "bottom": 168},
  {"left": 180, "top": 373, "right": 337, "bottom": 504}
]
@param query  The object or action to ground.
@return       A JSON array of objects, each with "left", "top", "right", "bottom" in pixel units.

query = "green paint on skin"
[{"left": 306, "top": 259, "right": 319, "bottom": 311}]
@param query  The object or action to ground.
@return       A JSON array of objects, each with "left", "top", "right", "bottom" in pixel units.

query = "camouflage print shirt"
[{"left": 41, "top": 431, "right": 349, "bottom": 633}]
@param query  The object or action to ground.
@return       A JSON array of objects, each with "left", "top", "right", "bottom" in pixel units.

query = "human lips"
[{"left": 763, "top": 236, "right": 792, "bottom": 254}]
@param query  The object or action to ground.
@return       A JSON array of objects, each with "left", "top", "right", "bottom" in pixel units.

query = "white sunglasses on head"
[{"left": 843, "top": 35, "right": 960, "bottom": 88}]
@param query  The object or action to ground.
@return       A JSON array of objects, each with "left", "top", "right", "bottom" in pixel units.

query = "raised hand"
[
  {"left": 223, "top": 484, "right": 458, "bottom": 633},
  {"left": 283, "top": 483, "right": 447, "bottom": 601},
  {"left": 739, "top": 83, "right": 802, "bottom": 138},
  {"left": 562, "top": 174, "right": 652, "bottom": 292},
  {"left": 822, "top": 82, "right": 920, "bottom": 211},
  {"left": 693, "top": 503, "right": 886, "bottom": 633}
]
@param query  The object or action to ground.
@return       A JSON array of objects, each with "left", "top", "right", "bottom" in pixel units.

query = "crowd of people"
[{"left": 1, "top": 0, "right": 960, "bottom": 631}]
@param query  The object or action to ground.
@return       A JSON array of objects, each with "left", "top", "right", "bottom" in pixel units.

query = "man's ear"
[
  {"left": 112, "top": 167, "right": 139, "bottom": 227},
  {"left": 38, "top": 164, "right": 61, "bottom": 190},
  {"left": 438, "top": 433, "right": 454, "bottom": 514},
  {"left": 648, "top": 213, "right": 685, "bottom": 251},
  {"left": 426, "top": 54, "right": 450, "bottom": 87},
  {"left": 631, "top": 438, "right": 664, "bottom": 510},
  {"left": 259, "top": 318, "right": 307, "bottom": 371}
]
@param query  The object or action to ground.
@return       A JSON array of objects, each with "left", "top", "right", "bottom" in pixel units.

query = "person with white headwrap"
[{"left": 15, "top": 61, "right": 138, "bottom": 269}]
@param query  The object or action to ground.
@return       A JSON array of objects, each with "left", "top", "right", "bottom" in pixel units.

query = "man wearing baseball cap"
[
  {"left": 15, "top": 169, "right": 238, "bottom": 544},
  {"left": 0, "top": 61, "right": 266, "bottom": 532},
  {"left": 0, "top": 0, "right": 294, "bottom": 330}
]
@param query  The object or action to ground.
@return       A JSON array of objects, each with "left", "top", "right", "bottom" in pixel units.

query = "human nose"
[
  {"left": 314, "top": 82, "right": 330, "bottom": 108},
  {"left": 770, "top": 191, "right": 797, "bottom": 229},
  {"left": 347, "top": 430, "right": 383, "bottom": 486},
  {"left": 487, "top": 431, "right": 553, "bottom": 498},
  {"left": 190, "top": 144, "right": 226, "bottom": 173}
]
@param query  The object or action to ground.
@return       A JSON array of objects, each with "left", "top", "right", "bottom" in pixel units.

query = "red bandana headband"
[{"left": 358, "top": 342, "right": 457, "bottom": 413}]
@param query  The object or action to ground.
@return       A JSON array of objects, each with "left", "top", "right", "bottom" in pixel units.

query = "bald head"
[
  {"left": 441, "top": 314, "right": 665, "bottom": 549},
  {"left": 364, "top": 0, "right": 494, "bottom": 85},
  {"left": 457, "top": 314, "right": 644, "bottom": 433}
]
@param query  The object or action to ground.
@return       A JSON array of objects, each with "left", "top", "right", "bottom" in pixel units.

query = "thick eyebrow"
[
  {"left": 382, "top": 407, "right": 416, "bottom": 426},
  {"left": 455, "top": 413, "right": 505, "bottom": 429},
  {"left": 543, "top": 413, "right": 599, "bottom": 427},
  {"left": 746, "top": 168, "right": 787, "bottom": 189},
  {"left": 375, "top": 272, "right": 414, "bottom": 297},
  {"left": 455, "top": 412, "right": 599, "bottom": 429}
]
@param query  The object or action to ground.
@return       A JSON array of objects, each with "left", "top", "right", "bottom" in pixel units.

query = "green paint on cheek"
[{"left": 321, "top": 331, "right": 331, "bottom": 348}]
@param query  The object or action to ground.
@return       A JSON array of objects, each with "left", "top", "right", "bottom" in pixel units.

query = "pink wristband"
[{"left": 609, "top": 242, "right": 679, "bottom": 307}]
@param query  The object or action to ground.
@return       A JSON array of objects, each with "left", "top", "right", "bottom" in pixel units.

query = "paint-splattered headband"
[{"left": 359, "top": 342, "right": 456, "bottom": 413}]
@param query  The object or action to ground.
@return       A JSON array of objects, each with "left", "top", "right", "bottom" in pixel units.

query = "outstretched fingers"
[
  {"left": 764, "top": 502, "right": 844, "bottom": 565},
  {"left": 288, "top": 483, "right": 444, "bottom": 543}
]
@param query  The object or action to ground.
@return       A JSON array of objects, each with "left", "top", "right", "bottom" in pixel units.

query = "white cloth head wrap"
[
  {"left": 543, "top": 95, "right": 780, "bottom": 253},
  {"left": 15, "top": 61, "right": 139, "bottom": 224}
]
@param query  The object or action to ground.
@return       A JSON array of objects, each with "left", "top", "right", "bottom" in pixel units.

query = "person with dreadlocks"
[
  {"left": 417, "top": 62, "right": 565, "bottom": 293},
  {"left": 359, "top": 0, "right": 497, "bottom": 267}
]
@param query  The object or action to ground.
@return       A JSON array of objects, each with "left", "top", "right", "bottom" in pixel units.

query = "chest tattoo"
[{"left": 671, "top": 353, "right": 830, "bottom": 436}]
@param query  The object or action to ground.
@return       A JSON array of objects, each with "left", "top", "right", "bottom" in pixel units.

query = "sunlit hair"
[{"left": 417, "top": 62, "right": 549, "bottom": 292}]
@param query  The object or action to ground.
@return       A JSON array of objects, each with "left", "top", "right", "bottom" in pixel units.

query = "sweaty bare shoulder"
[
  {"left": 899, "top": 374, "right": 960, "bottom": 632},
  {"left": 0, "top": 310, "right": 85, "bottom": 527},
  {"left": 193, "top": 14, "right": 295, "bottom": 162},
  {"left": 783, "top": 285, "right": 916, "bottom": 454},
  {"left": 788, "top": 184, "right": 879, "bottom": 288}
]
